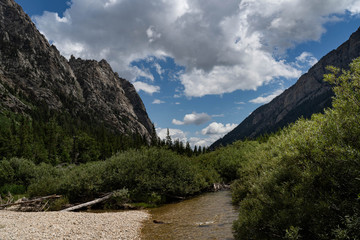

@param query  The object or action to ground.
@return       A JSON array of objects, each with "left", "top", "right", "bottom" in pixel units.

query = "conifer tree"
[{"left": 165, "top": 128, "right": 172, "bottom": 147}]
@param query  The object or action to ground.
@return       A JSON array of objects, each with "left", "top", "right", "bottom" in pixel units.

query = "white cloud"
[
  {"left": 156, "top": 122, "right": 237, "bottom": 148},
  {"left": 133, "top": 81, "right": 160, "bottom": 95},
  {"left": 156, "top": 128, "right": 188, "bottom": 144},
  {"left": 172, "top": 112, "right": 211, "bottom": 125},
  {"left": 152, "top": 99, "right": 165, "bottom": 104},
  {"left": 189, "top": 137, "right": 211, "bottom": 148},
  {"left": 212, "top": 114, "right": 224, "bottom": 118},
  {"left": 153, "top": 62, "right": 164, "bottom": 77},
  {"left": 34, "top": 0, "right": 360, "bottom": 97},
  {"left": 131, "top": 66, "right": 155, "bottom": 82},
  {"left": 156, "top": 128, "right": 210, "bottom": 148},
  {"left": 296, "top": 52, "right": 318, "bottom": 67},
  {"left": 249, "top": 89, "right": 284, "bottom": 104},
  {"left": 235, "top": 101, "right": 245, "bottom": 105},
  {"left": 185, "top": 122, "right": 238, "bottom": 147},
  {"left": 172, "top": 119, "right": 184, "bottom": 125},
  {"left": 146, "top": 25, "right": 162, "bottom": 43},
  {"left": 201, "top": 122, "right": 238, "bottom": 135}
]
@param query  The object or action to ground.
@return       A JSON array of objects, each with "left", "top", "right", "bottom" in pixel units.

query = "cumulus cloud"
[
  {"left": 156, "top": 122, "right": 237, "bottom": 148},
  {"left": 249, "top": 89, "right": 284, "bottom": 104},
  {"left": 184, "top": 122, "right": 238, "bottom": 147},
  {"left": 34, "top": 0, "right": 360, "bottom": 97},
  {"left": 132, "top": 81, "right": 160, "bottom": 95},
  {"left": 152, "top": 99, "right": 165, "bottom": 104},
  {"left": 156, "top": 128, "right": 215, "bottom": 148},
  {"left": 201, "top": 122, "right": 238, "bottom": 135},
  {"left": 296, "top": 52, "right": 318, "bottom": 67},
  {"left": 172, "top": 112, "right": 211, "bottom": 125},
  {"left": 157, "top": 128, "right": 188, "bottom": 144},
  {"left": 189, "top": 137, "right": 211, "bottom": 148}
]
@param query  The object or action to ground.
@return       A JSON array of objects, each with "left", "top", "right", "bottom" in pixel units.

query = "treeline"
[
  {"left": 0, "top": 107, "right": 150, "bottom": 165},
  {"left": 0, "top": 108, "right": 205, "bottom": 166},
  {"left": 155, "top": 128, "right": 208, "bottom": 156},
  {"left": 202, "top": 58, "right": 360, "bottom": 239}
]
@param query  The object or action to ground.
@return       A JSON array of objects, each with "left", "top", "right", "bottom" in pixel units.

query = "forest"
[{"left": 1, "top": 58, "right": 360, "bottom": 239}]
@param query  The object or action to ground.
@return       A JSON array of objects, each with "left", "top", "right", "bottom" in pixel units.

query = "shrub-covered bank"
[
  {"left": 1, "top": 147, "right": 219, "bottom": 206},
  {"left": 227, "top": 59, "right": 360, "bottom": 239}
]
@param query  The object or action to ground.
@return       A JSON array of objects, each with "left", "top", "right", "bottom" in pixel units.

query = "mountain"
[
  {"left": 211, "top": 27, "right": 360, "bottom": 149},
  {"left": 0, "top": 0, "right": 154, "bottom": 142}
]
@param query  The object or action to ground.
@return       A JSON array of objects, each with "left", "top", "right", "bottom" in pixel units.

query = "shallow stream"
[{"left": 141, "top": 191, "right": 238, "bottom": 240}]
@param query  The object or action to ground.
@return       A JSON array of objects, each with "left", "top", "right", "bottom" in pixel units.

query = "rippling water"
[{"left": 141, "top": 191, "right": 238, "bottom": 240}]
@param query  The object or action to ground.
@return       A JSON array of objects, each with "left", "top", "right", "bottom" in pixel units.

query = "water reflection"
[{"left": 141, "top": 191, "right": 238, "bottom": 240}]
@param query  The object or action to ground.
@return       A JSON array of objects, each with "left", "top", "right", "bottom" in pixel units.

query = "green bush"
[
  {"left": 102, "top": 147, "right": 209, "bottom": 203},
  {"left": 26, "top": 147, "right": 214, "bottom": 205},
  {"left": 0, "top": 184, "right": 26, "bottom": 196},
  {"left": 48, "top": 196, "right": 69, "bottom": 211},
  {"left": 231, "top": 58, "right": 360, "bottom": 239},
  {"left": 27, "top": 163, "right": 64, "bottom": 198},
  {"left": 0, "top": 160, "right": 14, "bottom": 185}
]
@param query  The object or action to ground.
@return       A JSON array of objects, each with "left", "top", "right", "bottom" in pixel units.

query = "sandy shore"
[{"left": 0, "top": 210, "right": 149, "bottom": 240}]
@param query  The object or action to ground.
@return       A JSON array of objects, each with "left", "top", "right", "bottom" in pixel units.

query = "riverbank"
[{"left": 0, "top": 210, "right": 149, "bottom": 240}]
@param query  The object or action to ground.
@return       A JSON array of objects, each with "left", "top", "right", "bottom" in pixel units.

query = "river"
[{"left": 141, "top": 190, "right": 238, "bottom": 240}]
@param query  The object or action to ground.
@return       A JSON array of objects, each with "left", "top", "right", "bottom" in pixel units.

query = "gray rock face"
[
  {"left": 211, "top": 27, "right": 360, "bottom": 149},
  {"left": 0, "top": 0, "right": 154, "bottom": 141}
]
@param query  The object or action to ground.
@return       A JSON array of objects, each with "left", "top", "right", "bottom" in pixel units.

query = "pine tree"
[
  {"left": 165, "top": 128, "right": 172, "bottom": 148},
  {"left": 151, "top": 123, "right": 159, "bottom": 146},
  {"left": 185, "top": 141, "right": 192, "bottom": 157},
  {"left": 193, "top": 145, "right": 198, "bottom": 156}
]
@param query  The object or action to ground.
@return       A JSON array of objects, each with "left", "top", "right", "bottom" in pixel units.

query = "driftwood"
[
  {"left": 60, "top": 193, "right": 113, "bottom": 212},
  {"left": 213, "top": 183, "right": 231, "bottom": 191},
  {"left": 0, "top": 194, "right": 62, "bottom": 209}
]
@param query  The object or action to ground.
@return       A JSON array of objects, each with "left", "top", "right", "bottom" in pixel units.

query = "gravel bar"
[{"left": 0, "top": 210, "right": 149, "bottom": 240}]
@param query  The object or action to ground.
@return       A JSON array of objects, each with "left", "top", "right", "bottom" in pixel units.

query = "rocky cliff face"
[
  {"left": 211, "top": 27, "right": 360, "bottom": 149},
  {"left": 0, "top": 0, "right": 154, "bottom": 141}
]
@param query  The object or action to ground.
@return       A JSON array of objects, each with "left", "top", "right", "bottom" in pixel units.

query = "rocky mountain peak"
[{"left": 0, "top": 0, "right": 155, "bottom": 142}]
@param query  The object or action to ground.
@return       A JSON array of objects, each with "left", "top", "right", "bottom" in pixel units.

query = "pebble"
[{"left": 0, "top": 210, "right": 149, "bottom": 240}]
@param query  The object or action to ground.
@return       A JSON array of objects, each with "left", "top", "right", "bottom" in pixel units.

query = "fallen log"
[
  {"left": 60, "top": 193, "right": 113, "bottom": 212},
  {"left": 0, "top": 194, "right": 62, "bottom": 209}
]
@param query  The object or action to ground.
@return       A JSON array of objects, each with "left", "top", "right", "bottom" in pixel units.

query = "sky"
[{"left": 15, "top": 0, "right": 360, "bottom": 148}]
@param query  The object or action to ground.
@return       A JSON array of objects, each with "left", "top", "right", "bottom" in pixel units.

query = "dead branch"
[
  {"left": 0, "top": 194, "right": 62, "bottom": 209},
  {"left": 60, "top": 193, "right": 113, "bottom": 212}
]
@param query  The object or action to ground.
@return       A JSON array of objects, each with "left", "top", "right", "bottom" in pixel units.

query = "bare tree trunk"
[{"left": 60, "top": 193, "right": 113, "bottom": 212}]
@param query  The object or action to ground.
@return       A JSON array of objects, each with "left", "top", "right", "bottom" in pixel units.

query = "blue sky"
[{"left": 15, "top": 0, "right": 360, "bottom": 147}]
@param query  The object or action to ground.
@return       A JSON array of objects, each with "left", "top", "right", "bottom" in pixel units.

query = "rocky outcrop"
[
  {"left": 211, "top": 27, "right": 360, "bottom": 149},
  {"left": 0, "top": 0, "right": 154, "bottom": 141},
  {"left": 68, "top": 57, "right": 154, "bottom": 139}
]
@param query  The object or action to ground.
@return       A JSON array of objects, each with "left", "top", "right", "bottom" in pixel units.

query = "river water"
[{"left": 141, "top": 191, "right": 238, "bottom": 240}]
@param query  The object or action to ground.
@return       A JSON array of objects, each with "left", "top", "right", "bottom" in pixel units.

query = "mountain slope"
[
  {"left": 211, "top": 27, "right": 360, "bottom": 149},
  {"left": 0, "top": 0, "right": 154, "bottom": 141}
]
